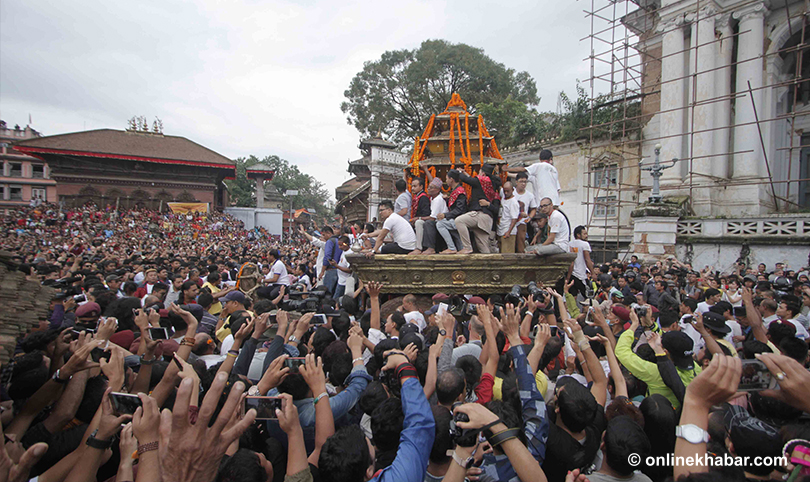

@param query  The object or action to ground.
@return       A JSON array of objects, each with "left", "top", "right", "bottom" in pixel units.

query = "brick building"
[
  {"left": 0, "top": 121, "right": 56, "bottom": 213},
  {"left": 14, "top": 128, "right": 234, "bottom": 211}
]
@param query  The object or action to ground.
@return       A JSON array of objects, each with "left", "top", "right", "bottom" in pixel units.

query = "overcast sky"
[{"left": 1, "top": 0, "right": 596, "bottom": 200}]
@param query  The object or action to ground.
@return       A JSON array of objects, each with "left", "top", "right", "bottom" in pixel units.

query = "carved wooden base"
[{"left": 346, "top": 253, "right": 576, "bottom": 294}]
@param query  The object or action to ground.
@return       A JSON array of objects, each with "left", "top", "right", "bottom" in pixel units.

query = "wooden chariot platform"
[{"left": 346, "top": 253, "right": 576, "bottom": 295}]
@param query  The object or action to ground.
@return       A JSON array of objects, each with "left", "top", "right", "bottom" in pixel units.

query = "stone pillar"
[
  {"left": 369, "top": 147, "right": 381, "bottom": 222},
  {"left": 689, "top": 8, "right": 717, "bottom": 216},
  {"left": 733, "top": 2, "right": 767, "bottom": 179},
  {"left": 255, "top": 177, "right": 265, "bottom": 209},
  {"left": 659, "top": 16, "right": 687, "bottom": 186},
  {"left": 713, "top": 14, "right": 733, "bottom": 179},
  {"left": 630, "top": 202, "right": 684, "bottom": 258}
]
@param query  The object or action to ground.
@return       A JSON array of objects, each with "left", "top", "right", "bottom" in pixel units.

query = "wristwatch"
[
  {"left": 86, "top": 429, "right": 114, "bottom": 450},
  {"left": 676, "top": 424, "right": 709, "bottom": 444},
  {"left": 448, "top": 450, "right": 475, "bottom": 469},
  {"left": 52, "top": 369, "right": 71, "bottom": 384},
  {"left": 288, "top": 335, "right": 298, "bottom": 343},
  {"left": 439, "top": 329, "right": 447, "bottom": 336},
  {"left": 247, "top": 385, "right": 261, "bottom": 396}
]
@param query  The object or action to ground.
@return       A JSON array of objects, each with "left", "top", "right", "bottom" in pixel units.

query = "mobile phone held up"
[
  {"left": 109, "top": 392, "right": 142, "bottom": 415},
  {"left": 738, "top": 359, "right": 778, "bottom": 392},
  {"left": 148, "top": 327, "right": 169, "bottom": 340},
  {"left": 311, "top": 314, "right": 327, "bottom": 325},
  {"left": 91, "top": 347, "right": 111, "bottom": 363},
  {"left": 284, "top": 357, "right": 306, "bottom": 373},
  {"left": 244, "top": 396, "right": 283, "bottom": 420}
]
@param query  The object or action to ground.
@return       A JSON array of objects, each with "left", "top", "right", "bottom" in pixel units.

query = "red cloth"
[
  {"left": 448, "top": 186, "right": 466, "bottom": 206},
  {"left": 411, "top": 191, "right": 429, "bottom": 219},
  {"left": 475, "top": 372, "right": 495, "bottom": 404},
  {"left": 478, "top": 175, "right": 500, "bottom": 202}
]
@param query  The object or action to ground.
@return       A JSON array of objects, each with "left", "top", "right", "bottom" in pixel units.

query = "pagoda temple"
[{"left": 405, "top": 93, "right": 507, "bottom": 194}]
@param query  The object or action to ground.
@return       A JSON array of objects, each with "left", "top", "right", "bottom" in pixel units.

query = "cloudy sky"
[{"left": 1, "top": 0, "right": 596, "bottom": 199}]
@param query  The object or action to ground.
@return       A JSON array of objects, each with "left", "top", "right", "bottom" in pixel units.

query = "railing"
[{"left": 677, "top": 216, "right": 810, "bottom": 237}]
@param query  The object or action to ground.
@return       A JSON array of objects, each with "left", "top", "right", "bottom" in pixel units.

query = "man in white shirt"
[
  {"left": 513, "top": 172, "right": 537, "bottom": 253},
  {"left": 778, "top": 300, "right": 809, "bottom": 340},
  {"left": 370, "top": 200, "right": 417, "bottom": 255},
  {"left": 402, "top": 294, "right": 426, "bottom": 332},
  {"left": 497, "top": 181, "right": 520, "bottom": 254},
  {"left": 506, "top": 149, "right": 561, "bottom": 207},
  {"left": 420, "top": 177, "right": 449, "bottom": 255},
  {"left": 568, "top": 225, "right": 594, "bottom": 300},
  {"left": 526, "top": 197, "right": 569, "bottom": 255},
  {"left": 696, "top": 288, "right": 722, "bottom": 314},
  {"left": 332, "top": 235, "right": 352, "bottom": 298},
  {"left": 300, "top": 224, "right": 332, "bottom": 283},
  {"left": 393, "top": 179, "right": 412, "bottom": 218}
]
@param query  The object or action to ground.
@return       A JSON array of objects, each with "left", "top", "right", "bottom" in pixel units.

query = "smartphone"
[
  {"left": 683, "top": 315, "right": 694, "bottom": 324},
  {"left": 550, "top": 326, "right": 558, "bottom": 337},
  {"left": 244, "top": 396, "right": 283, "bottom": 420},
  {"left": 437, "top": 303, "right": 448, "bottom": 317},
  {"left": 109, "top": 392, "right": 142, "bottom": 415},
  {"left": 284, "top": 357, "right": 306, "bottom": 373},
  {"left": 738, "top": 359, "right": 778, "bottom": 392},
  {"left": 91, "top": 347, "right": 111, "bottom": 363},
  {"left": 311, "top": 314, "right": 327, "bottom": 325},
  {"left": 148, "top": 327, "right": 169, "bottom": 340}
]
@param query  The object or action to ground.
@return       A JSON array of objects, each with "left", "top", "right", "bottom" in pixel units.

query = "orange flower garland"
[
  {"left": 477, "top": 116, "right": 485, "bottom": 167},
  {"left": 449, "top": 114, "right": 456, "bottom": 169}
]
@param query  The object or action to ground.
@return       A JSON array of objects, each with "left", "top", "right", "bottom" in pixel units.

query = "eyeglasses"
[{"left": 540, "top": 203, "right": 552, "bottom": 208}]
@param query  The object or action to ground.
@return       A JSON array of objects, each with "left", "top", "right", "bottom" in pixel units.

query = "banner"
[{"left": 167, "top": 202, "right": 208, "bottom": 213}]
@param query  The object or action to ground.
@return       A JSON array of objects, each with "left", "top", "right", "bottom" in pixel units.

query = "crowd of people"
[{"left": 1, "top": 171, "right": 810, "bottom": 482}]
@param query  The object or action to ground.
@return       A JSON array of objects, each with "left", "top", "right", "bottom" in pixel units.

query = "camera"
[
  {"left": 73, "top": 294, "right": 87, "bottom": 303},
  {"left": 505, "top": 285, "right": 523, "bottom": 306},
  {"left": 449, "top": 405, "right": 479, "bottom": 447},
  {"left": 527, "top": 281, "right": 547, "bottom": 300},
  {"left": 631, "top": 303, "right": 648, "bottom": 319},
  {"left": 279, "top": 287, "right": 328, "bottom": 313}
]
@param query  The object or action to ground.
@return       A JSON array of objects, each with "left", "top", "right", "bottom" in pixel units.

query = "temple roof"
[{"left": 14, "top": 128, "right": 235, "bottom": 169}]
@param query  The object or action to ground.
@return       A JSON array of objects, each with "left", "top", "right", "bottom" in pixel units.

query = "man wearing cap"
[
  {"left": 74, "top": 302, "right": 102, "bottom": 332},
  {"left": 454, "top": 165, "right": 501, "bottom": 254},
  {"left": 105, "top": 275, "right": 124, "bottom": 298},
  {"left": 700, "top": 311, "right": 738, "bottom": 357},
  {"left": 506, "top": 149, "right": 561, "bottom": 207},
  {"left": 722, "top": 405, "right": 784, "bottom": 479},
  {"left": 410, "top": 177, "right": 432, "bottom": 253},
  {"left": 215, "top": 290, "right": 249, "bottom": 343},
  {"left": 419, "top": 175, "right": 449, "bottom": 255}
]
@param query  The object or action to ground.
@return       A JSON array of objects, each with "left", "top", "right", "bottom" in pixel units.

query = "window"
[
  {"left": 8, "top": 163, "right": 22, "bottom": 178},
  {"left": 594, "top": 195, "right": 618, "bottom": 217},
  {"left": 32, "top": 165, "right": 45, "bottom": 178},
  {"left": 0, "top": 186, "right": 5, "bottom": 200},
  {"left": 9, "top": 186, "right": 22, "bottom": 201},
  {"left": 32, "top": 188, "right": 46, "bottom": 201},
  {"left": 592, "top": 164, "right": 619, "bottom": 189}
]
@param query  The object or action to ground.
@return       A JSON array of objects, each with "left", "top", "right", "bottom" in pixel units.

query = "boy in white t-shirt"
[{"left": 497, "top": 181, "right": 520, "bottom": 254}]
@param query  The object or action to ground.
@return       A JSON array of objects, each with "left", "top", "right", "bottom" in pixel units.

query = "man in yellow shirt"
[{"left": 201, "top": 271, "right": 233, "bottom": 316}]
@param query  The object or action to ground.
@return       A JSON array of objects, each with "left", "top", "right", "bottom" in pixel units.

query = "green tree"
[
  {"left": 225, "top": 155, "right": 333, "bottom": 221},
  {"left": 341, "top": 39, "right": 539, "bottom": 145}
]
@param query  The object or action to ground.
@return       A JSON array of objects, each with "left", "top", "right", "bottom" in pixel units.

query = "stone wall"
[{"left": 0, "top": 253, "right": 55, "bottom": 364}]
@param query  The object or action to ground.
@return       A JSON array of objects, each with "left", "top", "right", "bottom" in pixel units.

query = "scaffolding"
[{"left": 582, "top": 0, "right": 810, "bottom": 263}]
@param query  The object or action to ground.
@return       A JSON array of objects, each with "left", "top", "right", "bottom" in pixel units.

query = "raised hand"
[
  {"left": 159, "top": 371, "right": 255, "bottom": 482},
  {"left": 757, "top": 353, "right": 810, "bottom": 413},
  {"left": 402, "top": 342, "right": 418, "bottom": 363},
  {"left": 684, "top": 354, "right": 741, "bottom": 410},
  {"left": 298, "top": 354, "right": 326, "bottom": 395}
]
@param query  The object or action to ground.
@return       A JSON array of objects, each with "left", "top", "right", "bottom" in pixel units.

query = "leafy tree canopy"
[
  {"left": 226, "top": 155, "right": 333, "bottom": 222},
  {"left": 341, "top": 39, "right": 539, "bottom": 145}
]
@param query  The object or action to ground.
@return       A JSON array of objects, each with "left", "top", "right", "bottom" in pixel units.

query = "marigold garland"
[
  {"left": 449, "top": 114, "right": 456, "bottom": 169},
  {"left": 477, "top": 116, "right": 485, "bottom": 167}
]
